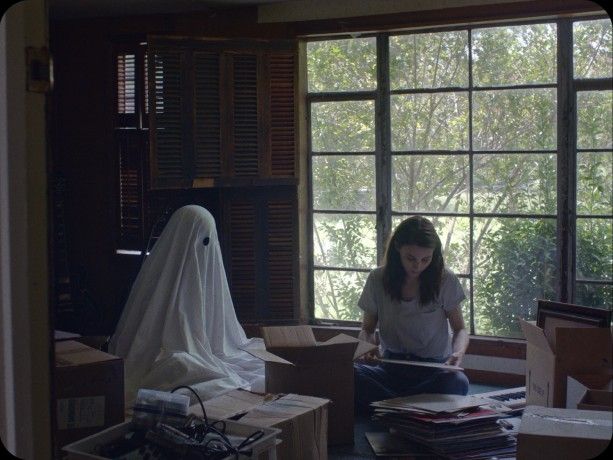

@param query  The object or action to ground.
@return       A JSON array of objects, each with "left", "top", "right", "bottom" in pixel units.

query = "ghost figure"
[{"left": 109, "top": 205, "right": 264, "bottom": 407}]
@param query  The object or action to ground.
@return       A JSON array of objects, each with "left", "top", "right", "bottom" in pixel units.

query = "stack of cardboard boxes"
[{"left": 517, "top": 319, "right": 612, "bottom": 459}]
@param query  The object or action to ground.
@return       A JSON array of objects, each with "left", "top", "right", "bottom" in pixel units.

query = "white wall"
[{"left": 0, "top": 0, "right": 51, "bottom": 457}]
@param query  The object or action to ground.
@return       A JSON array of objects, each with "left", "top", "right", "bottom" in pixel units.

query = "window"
[{"left": 307, "top": 17, "right": 612, "bottom": 337}]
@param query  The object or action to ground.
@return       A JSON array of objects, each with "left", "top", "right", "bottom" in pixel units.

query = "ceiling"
[{"left": 49, "top": 0, "right": 289, "bottom": 20}]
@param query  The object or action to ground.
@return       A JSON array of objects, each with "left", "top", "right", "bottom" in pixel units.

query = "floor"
[{"left": 328, "top": 383, "right": 504, "bottom": 459}]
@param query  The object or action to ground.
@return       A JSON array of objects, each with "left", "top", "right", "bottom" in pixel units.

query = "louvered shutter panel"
[
  {"left": 116, "top": 53, "right": 136, "bottom": 127},
  {"left": 193, "top": 52, "right": 222, "bottom": 179},
  {"left": 231, "top": 53, "right": 259, "bottom": 177},
  {"left": 267, "top": 198, "right": 297, "bottom": 319},
  {"left": 268, "top": 52, "right": 296, "bottom": 177},
  {"left": 117, "top": 130, "right": 147, "bottom": 249},
  {"left": 149, "top": 47, "right": 186, "bottom": 188},
  {"left": 228, "top": 199, "right": 257, "bottom": 321}
]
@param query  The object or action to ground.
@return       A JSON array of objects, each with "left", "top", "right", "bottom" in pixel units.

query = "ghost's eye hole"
[{"left": 202, "top": 237, "right": 210, "bottom": 246}]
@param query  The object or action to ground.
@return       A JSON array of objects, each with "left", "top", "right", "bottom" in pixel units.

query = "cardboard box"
[
  {"left": 62, "top": 420, "right": 280, "bottom": 460},
  {"left": 519, "top": 319, "right": 612, "bottom": 407},
  {"left": 191, "top": 389, "right": 329, "bottom": 460},
  {"left": 244, "top": 325, "right": 376, "bottom": 445},
  {"left": 55, "top": 340, "right": 125, "bottom": 450},
  {"left": 516, "top": 405, "right": 612, "bottom": 460},
  {"left": 578, "top": 389, "right": 613, "bottom": 411},
  {"left": 567, "top": 373, "right": 613, "bottom": 410}
]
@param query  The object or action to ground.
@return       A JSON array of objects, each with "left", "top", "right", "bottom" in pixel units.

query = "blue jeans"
[{"left": 354, "top": 351, "right": 470, "bottom": 413}]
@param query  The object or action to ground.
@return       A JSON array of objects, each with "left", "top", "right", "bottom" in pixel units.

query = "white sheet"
[{"left": 108, "top": 205, "right": 264, "bottom": 407}]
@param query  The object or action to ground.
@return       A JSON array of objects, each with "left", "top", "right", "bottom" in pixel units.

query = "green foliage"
[
  {"left": 308, "top": 20, "right": 613, "bottom": 334},
  {"left": 473, "top": 218, "right": 557, "bottom": 337}
]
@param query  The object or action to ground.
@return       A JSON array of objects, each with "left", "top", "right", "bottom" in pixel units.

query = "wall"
[{"left": 1, "top": 0, "right": 51, "bottom": 457}]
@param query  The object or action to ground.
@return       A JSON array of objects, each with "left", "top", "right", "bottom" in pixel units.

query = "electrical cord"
[{"left": 168, "top": 385, "right": 266, "bottom": 459}]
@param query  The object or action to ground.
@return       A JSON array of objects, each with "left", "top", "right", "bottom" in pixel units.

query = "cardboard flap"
[
  {"left": 190, "top": 389, "right": 269, "bottom": 420},
  {"left": 555, "top": 327, "right": 612, "bottom": 370},
  {"left": 519, "top": 319, "right": 552, "bottom": 353},
  {"left": 321, "top": 333, "right": 378, "bottom": 360},
  {"left": 242, "top": 347, "right": 294, "bottom": 366},
  {"left": 270, "top": 341, "right": 356, "bottom": 365},
  {"left": 353, "top": 339, "right": 379, "bottom": 360},
  {"left": 261, "top": 325, "right": 316, "bottom": 348},
  {"left": 570, "top": 372, "right": 613, "bottom": 391},
  {"left": 240, "top": 393, "right": 329, "bottom": 426},
  {"left": 55, "top": 340, "right": 119, "bottom": 366}
]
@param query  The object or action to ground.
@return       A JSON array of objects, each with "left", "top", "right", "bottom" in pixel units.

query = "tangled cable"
[{"left": 166, "top": 385, "right": 265, "bottom": 459}]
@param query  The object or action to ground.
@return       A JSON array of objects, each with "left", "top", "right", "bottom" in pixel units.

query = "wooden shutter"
[
  {"left": 267, "top": 198, "right": 297, "bottom": 319},
  {"left": 193, "top": 51, "right": 222, "bottom": 179},
  {"left": 117, "top": 130, "right": 147, "bottom": 249},
  {"left": 228, "top": 199, "right": 257, "bottom": 320},
  {"left": 116, "top": 52, "right": 136, "bottom": 127},
  {"left": 225, "top": 188, "right": 297, "bottom": 321},
  {"left": 115, "top": 45, "right": 148, "bottom": 251},
  {"left": 268, "top": 52, "right": 296, "bottom": 177},
  {"left": 149, "top": 46, "right": 188, "bottom": 188},
  {"left": 231, "top": 53, "right": 259, "bottom": 177},
  {"left": 147, "top": 38, "right": 297, "bottom": 188}
]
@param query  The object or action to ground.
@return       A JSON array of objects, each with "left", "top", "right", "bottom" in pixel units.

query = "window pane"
[
  {"left": 576, "top": 218, "right": 612, "bottom": 281},
  {"left": 473, "top": 153, "right": 557, "bottom": 214},
  {"left": 391, "top": 155, "right": 468, "bottom": 213},
  {"left": 577, "top": 152, "right": 613, "bottom": 215},
  {"left": 313, "top": 213, "right": 377, "bottom": 269},
  {"left": 391, "top": 93, "right": 469, "bottom": 150},
  {"left": 574, "top": 19, "right": 613, "bottom": 79},
  {"left": 473, "top": 89, "right": 556, "bottom": 150},
  {"left": 575, "top": 283, "right": 613, "bottom": 311},
  {"left": 392, "top": 215, "right": 470, "bottom": 275},
  {"left": 472, "top": 23, "right": 556, "bottom": 86},
  {"left": 314, "top": 269, "right": 369, "bottom": 321},
  {"left": 458, "top": 277, "right": 471, "bottom": 325},
  {"left": 312, "top": 155, "right": 375, "bottom": 211},
  {"left": 307, "top": 38, "right": 377, "bottom": 92},
  {"left": 389, "top": 31, "right": 468, "bottom": 90},
  {"left": 473, "top": 217, "right": 556, "bottom": 337},
  {"left": 577, "top": 91, "right": 613, "bottom": 150},
  {"left": 311, "top": 101, "right": 375, "bottom": 152}
]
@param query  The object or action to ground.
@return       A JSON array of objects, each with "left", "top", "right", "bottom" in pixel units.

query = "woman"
[
  {"left": 109, "top": 205, "right": 264, "bottom": 407},
  {"left": 354, "top": 216, "right": 469, "bottom": 412}
]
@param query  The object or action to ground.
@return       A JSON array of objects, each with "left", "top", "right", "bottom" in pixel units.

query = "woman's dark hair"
[{"left": 382, "top": 216, "right": 444, "bottom": 305}]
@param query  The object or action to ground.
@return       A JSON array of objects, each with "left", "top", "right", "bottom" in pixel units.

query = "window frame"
[{"left": 306, "top": 15, "right": 612, "bottom": 335}]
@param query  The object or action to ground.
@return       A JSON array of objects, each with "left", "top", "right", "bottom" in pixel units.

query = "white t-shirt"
[{"left": 358, "top": 267, "right": 466, "bottom": 360}]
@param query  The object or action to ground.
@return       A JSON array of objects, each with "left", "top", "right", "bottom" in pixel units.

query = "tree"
[{"left": 307, "top": 19, "right": 612, "bottom": 333}]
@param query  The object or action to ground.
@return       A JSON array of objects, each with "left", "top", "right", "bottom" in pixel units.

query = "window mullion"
[
  {"left": 376, "top": 34, "right": 392, "bottom": 261},
  {"left": 467, "top": 28, "right": 475, "bottom": 336},
  {"left": 556, "top": 20, "right": 576, "bottom": 303}
]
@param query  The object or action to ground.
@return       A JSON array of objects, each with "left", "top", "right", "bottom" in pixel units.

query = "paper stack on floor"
[{"left": 370, "top": 393, "right": 520, "bottom": 459}]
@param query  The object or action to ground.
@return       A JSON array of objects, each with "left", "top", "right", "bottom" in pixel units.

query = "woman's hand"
[
  {"left": 445, "top": 350, "right": 464, "bottom": 366},
  {"left": 357, "top": 326, "right": 380, "bottom": 363}
]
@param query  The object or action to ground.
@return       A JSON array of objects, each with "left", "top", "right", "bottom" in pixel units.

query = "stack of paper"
[{"left": 370, "top": 394, "right": 520, "bottom": 459}]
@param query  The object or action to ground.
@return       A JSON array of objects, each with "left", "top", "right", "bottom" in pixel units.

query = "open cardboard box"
[
  {"left": 519, "top": 319, "right": 612, "bottom": 408},
  {"left": 567, "top": 372, "right": 613, "bottom": 411},
  {"left": 516, "top": 405, "right": 612, "bottom": 460},
  {"left": 62, "top": 419, "right": 281, "bottom": 460},
  {"left": 190, "top": 389, "right": 329, "bottom": 460},
  {"left": 243, "top": 325, "right": 377, "bottom": 445}
]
